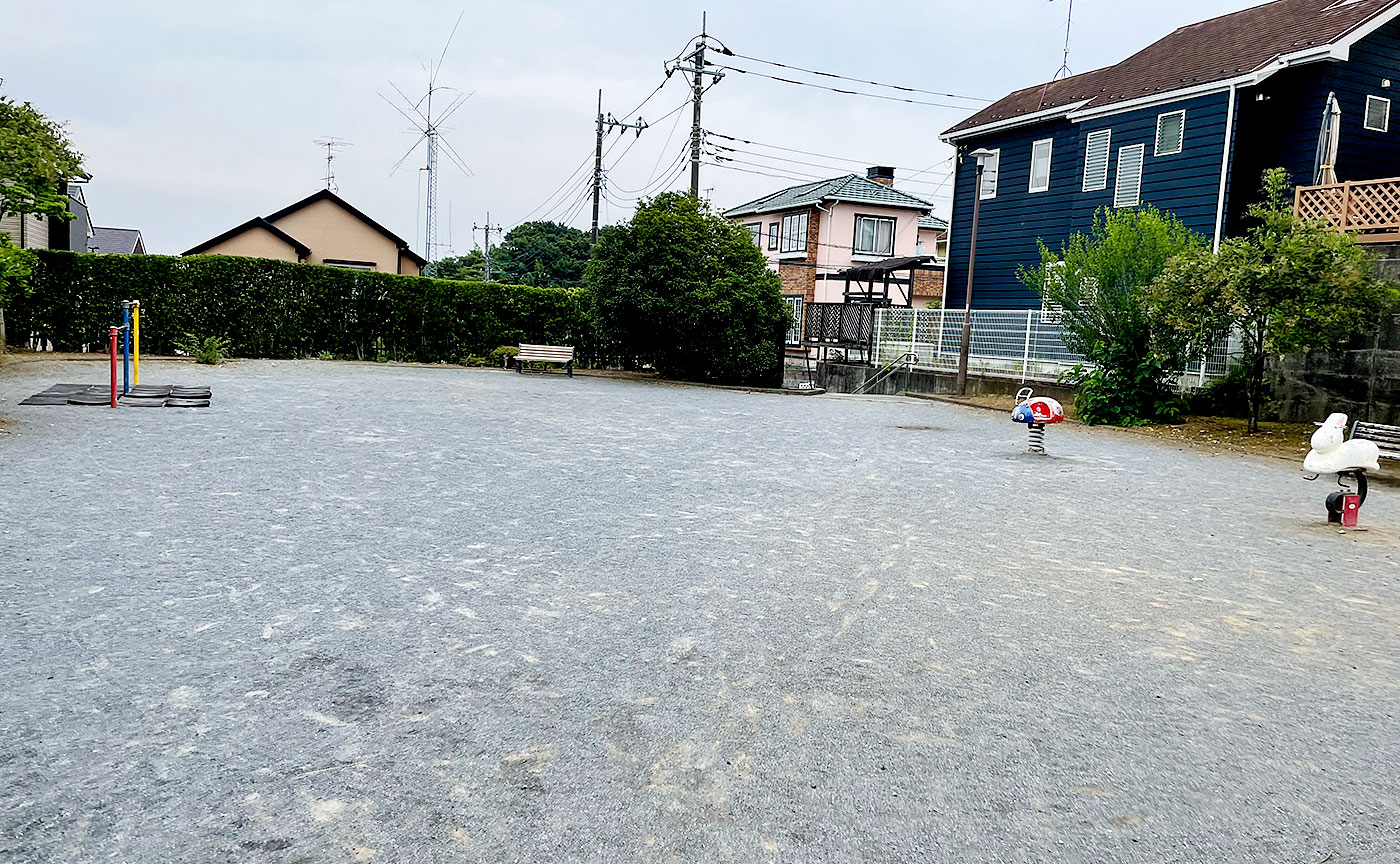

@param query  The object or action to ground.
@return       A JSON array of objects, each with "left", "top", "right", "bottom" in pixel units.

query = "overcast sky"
[{"left": 11, "top": 0, "right": 1268, "bottom": 256}]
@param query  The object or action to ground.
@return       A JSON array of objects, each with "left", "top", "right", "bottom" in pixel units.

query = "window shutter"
[
  {"left": 1155, "top": 111, "right": 1185, "bottom": 156},
  {"left": 1114, "top": 144, "right": 1145, "bottom": 208},
  {"left": 1365, "top": 95, "right": 1391, "bottom": 132},
  {"left": 1083, "top": 129, "right": 1111, "bottom": 191}
]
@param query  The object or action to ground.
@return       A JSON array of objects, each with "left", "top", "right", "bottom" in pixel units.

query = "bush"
[
  {"left": 176, "top": 333, "right": 232, "bottom": 364},
  {"left": 585, "top": 192, "right": 790, "bottom": 387},
  {"left": 1021, "top": 205, "right": 1205, "bottom": 426},
  {"left": 1183, "top": 364, "right": 1270, "bottom": 420},
  {"left": 6, "top": 251, "right": 591, "bottom": 363}
]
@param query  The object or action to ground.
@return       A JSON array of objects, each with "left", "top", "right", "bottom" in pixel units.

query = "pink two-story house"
[{"left": 724, "top": 167, "right": 945, "bottom": 308}]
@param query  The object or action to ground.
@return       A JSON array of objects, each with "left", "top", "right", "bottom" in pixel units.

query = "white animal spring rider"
[
  {"left": 1012, "top": 387, "right": 1065, "bottom": 454},
  {"left": 1303, "top": 412, "right": 1380, "bottom": 527}
]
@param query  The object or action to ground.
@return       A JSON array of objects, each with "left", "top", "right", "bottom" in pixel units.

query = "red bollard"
[
  {"left": 1340, "top": 494, "right": 1362, "bottom": 527},
  {"left": 109, "top": 326, "right": 119, "bottom": 408}
]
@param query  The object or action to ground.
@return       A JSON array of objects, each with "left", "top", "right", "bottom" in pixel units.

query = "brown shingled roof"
[{"left": 944, "top": 0, "right": 1400, "bottom": 137}]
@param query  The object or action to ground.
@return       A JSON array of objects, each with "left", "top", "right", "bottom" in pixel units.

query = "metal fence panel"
[{"left": 873, "top": 307, "right": 1236, "bottom": 388}]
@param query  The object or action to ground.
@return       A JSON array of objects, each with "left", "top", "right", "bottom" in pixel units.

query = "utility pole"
[
  {"left": 473, "top": 212, "right": 502, "bottom": 281},
  {"left": 591, "top": 89, "right": 648, "bottom": 244},
  {"left": 666, "top": 13, "right": 724, "bottom": 198}
]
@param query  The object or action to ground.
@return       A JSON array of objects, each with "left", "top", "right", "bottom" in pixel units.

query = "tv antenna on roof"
[
  {"left": 313, "top": 137, "right": 351, "bottom": 193},
  {"left": 1052, "top": 0, "right": 1074, "bottom": 81},
  {"left": 381, "top": 9, "right": 474, "bottom": 268}
]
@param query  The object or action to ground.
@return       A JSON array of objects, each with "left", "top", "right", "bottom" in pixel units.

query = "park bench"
[
  {"left": 1351, "top": 420, "right": 1400, "bottom": 462},
  {"left": 516, "top": 343, "right": 575, "bottom": 377}
]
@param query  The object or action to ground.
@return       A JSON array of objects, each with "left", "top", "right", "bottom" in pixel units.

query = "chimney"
[{"left": 867, "top": 166, "right": 895, "bottom": 187}]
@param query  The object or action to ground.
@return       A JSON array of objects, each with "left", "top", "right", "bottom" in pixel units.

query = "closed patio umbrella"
[{"left": 1314, "top": 92, "right": 1341, "bottom": 185}]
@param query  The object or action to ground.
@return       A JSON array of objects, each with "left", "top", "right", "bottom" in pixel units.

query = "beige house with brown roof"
[{"left": 185, "top": 189, "right": 426, "bottom": 276}]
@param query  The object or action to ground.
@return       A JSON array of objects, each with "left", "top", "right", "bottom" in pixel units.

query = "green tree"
[
  {"left": 585, "top": 192, "right": 790, "bottom": 386},
  {"left": 491, "top": 221, "right": 591, "bottom": 286},
  {"left": 0, "top": 97, "right": 83, "bottom": 311},
  {"left": 1152, "top": 168, "right": 1399, "bottom": 432},
  {"left": 431, "top": 250, "right": 487, "bottom": 282},
  {"left": 1020, "top": 205, "right": 1205, "bottom": 426}
]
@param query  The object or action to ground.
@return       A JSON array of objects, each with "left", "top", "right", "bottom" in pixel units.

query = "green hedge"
[{"left": 7, "top": 251, "right": 591, "bottom": 363}]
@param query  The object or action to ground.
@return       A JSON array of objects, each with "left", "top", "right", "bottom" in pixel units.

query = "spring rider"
[
  {"left": 1303, "top": 413, "right": 1380, "bottom": 527},
  {"left": 1012, "top": 387, "right": 1065, "bottom": 454}
]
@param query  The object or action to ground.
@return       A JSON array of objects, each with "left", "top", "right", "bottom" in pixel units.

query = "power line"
[
  {"left": 713, "top": 64, "right": 981, "bottom": 112},
  {"left": 706, "top": 141, "right": 951, "bottom": 189},
  {"left": 703, "top": 131, "right": 952, "bottom": 181},
  {"left": 704, "top": 158, "right": 951, "bottom": 200},
  {"left": 721, "top": 48, "right": 992, "bottom": 103}
]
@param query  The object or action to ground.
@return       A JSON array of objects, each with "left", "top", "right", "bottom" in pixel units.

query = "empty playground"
[{"left": 1, "top": 357, "right": 1396, "bottom": 863}]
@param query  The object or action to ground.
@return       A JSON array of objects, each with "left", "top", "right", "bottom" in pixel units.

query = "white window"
[
  {"left": 978, "top": 149, "right": 1000, "bottom": 200},
  {"left": 745, "top": 222, "right": 762, "bottom": 247},
  {"left": 1155, "top": 110, "right": 1186, "bottom": 156},
  {"left": 768, "top": 223, "right": 779, "bottom": 250},
  {"left": 1029, "top": 138, "right": 1054, "bottom": 193},
  {"left": 1083, "top": 129, "right": 1112, "bottom": 192},
  {"left": 1114, "top": 144, "right": 1146, "bottom": 208},
  {"left": 1039, "top": 261, "right": 1066, "bottom": 324},
  {"left": 780, "top": 211, "right": 809, "bottom": 253},
  {"left": 853, "top": 215, "right": 896, "bottom": 257},
  {"left": 1365, "top": 95, "right": 1391, "bottom": 132}
]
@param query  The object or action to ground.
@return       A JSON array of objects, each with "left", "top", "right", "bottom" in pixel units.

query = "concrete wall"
[
  {"left": 1270, "top": 243, "right": 1400, "bottom": 425},
  {"left": 816, "top": 360, "right": 1076, "bottom": 404}
]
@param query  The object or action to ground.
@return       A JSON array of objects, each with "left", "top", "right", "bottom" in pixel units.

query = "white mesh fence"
[{"left": 873, "top": 308, "right": 1235, "bottom": 388}]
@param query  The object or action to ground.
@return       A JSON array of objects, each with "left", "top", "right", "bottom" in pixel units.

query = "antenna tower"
[
  {"left": 313, "top": 137, "right": 351, "bottom": 192},
  {"left": 1053, "top": 0, "right": 1074, "bottom": 81},
  {"left": 382, "top": 11, "right": 474, "bottom": 268}
]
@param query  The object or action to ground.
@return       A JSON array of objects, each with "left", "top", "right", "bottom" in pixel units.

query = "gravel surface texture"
[{"left": 1, "top": 358, "right": 1397, "bottom": 863}]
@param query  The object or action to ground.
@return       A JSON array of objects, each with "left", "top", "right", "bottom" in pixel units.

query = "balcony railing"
[{"left": 1294, "top": 176, "right": 1400, "bottom": 241}]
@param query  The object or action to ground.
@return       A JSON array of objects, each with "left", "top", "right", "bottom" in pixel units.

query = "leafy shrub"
[
  {"left": 1063, "top": 351, "right": 1184, "bottom": 427},
  {"left": 316, "top": 350, "right": 336, "bottom": 361},
  {"left": 8, "top": 251, "right": 591, "bottom": 364},
  {"left": 489, "top": 345, "right": 519, "bottom": 367},
  {"left": 176, "top": 333, "right": 232, "bottom": 364},
  {"left": 1021, "top": 205, "right": 1204, "bottom": 426},
  {"left": 1183, "top": 363, "right": 1272, "bottom": 420},
  {"left": 586, "top": 192, "right": 790, "bottom": 387}
]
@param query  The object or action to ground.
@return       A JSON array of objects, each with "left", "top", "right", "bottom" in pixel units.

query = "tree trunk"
[{"left": 1248, "top": 322, "right": 1266, "bottom": 434}]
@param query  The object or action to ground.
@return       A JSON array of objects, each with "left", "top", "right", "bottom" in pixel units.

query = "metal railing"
[
  {"left": 852, "top": 352, "right": 918, "bottom": 395},
  {"left": 872, "top": 307, "right": 1235, "bottom": 388}
]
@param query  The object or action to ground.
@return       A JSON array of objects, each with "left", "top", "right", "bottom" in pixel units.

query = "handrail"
[{"left": 853, "top": 352, "right": 918, "bottom": 395}]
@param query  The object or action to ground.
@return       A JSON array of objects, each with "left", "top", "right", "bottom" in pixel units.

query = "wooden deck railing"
[{"left": 1294, "top": 176, "right": 1400, "bottom": 241}]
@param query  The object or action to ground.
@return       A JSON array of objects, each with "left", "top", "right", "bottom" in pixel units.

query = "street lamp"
[{"left": 956, "top": 147, "right": 996, "bottom": 396}]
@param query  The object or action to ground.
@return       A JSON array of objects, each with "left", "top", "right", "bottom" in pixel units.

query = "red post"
[{"left": 109, "top": 326, "right": 119, "bottom": 408}]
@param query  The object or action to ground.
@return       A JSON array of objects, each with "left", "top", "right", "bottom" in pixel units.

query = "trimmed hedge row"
[{"left": 8, "top": 251, "right": 591, "bottom": 363}]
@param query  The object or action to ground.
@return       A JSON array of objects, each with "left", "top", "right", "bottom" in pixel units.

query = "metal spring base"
[{"left": 1027, "top": 423, "right": 1046, "bottom": 454}]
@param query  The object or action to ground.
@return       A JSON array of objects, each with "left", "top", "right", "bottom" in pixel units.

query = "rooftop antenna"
[
  {"left": 381, "top": 10, "right": 474, "bottom": 268},
  {"left": 313, "top": 137, "right": 351, "bottom": 193},
  {"left": 1052, "top": 0, "right": 1074, "bottom": 81}
]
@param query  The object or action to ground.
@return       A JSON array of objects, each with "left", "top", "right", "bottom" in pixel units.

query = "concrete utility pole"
[
  {"left": 591, "top": 90, "right": 648, "bottom": 244},
  {"left": 666, "top": 14, "right": 724, "bottom": 198},
  {"left": 473, "top": 213, "right": 502, "bottom": 281}
]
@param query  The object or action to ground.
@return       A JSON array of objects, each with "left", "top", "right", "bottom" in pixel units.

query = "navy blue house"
[{"left": 941, "top": 0, "right": 1400, "bottom": 310}]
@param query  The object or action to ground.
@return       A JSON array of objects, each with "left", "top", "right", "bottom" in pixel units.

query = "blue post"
[{"left": 121, "top": 302, "right": 131, "bottom": 395}]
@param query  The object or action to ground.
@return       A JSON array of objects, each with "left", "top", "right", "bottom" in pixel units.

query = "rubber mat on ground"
[{"left": 19, "top": 384, "right": 214, "bottom": 408}]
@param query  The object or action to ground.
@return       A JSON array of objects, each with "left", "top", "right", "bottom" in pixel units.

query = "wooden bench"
[
  {"left": 515, "top": 343, "right": 575, "bottom": 377},
  {"left": 1352, "top": 420, "right": 1400, "bottom": 462}
]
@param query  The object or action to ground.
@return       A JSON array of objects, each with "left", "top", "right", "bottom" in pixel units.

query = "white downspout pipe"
[{"left": 1213, "top": 83, "right": 1239, "bottom": 252}]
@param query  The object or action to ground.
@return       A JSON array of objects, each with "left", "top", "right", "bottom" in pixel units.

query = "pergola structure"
[{"left": 838, "top": 255, "right": 934, "bottom": 307}]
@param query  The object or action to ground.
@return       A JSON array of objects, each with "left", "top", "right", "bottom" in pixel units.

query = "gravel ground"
[{"left": 1, "top": 358, "right": 1397, "bottom": 864}]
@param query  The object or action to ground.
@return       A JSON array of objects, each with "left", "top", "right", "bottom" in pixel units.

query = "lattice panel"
[
  {"left": 1345, "top": 180, "right": 1400, "bottom": 231},
  {"left": 1296, "top": 186, "right": 1345, "bottom": 226}
]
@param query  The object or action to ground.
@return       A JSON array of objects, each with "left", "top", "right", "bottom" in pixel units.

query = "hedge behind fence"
[{"left": 8, "top": 251, "right": 591, "bottom": 363}]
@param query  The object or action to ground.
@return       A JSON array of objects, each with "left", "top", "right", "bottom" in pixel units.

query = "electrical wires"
[{"left": 720, "top": 49, "right": 992, "bottom": 104}]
